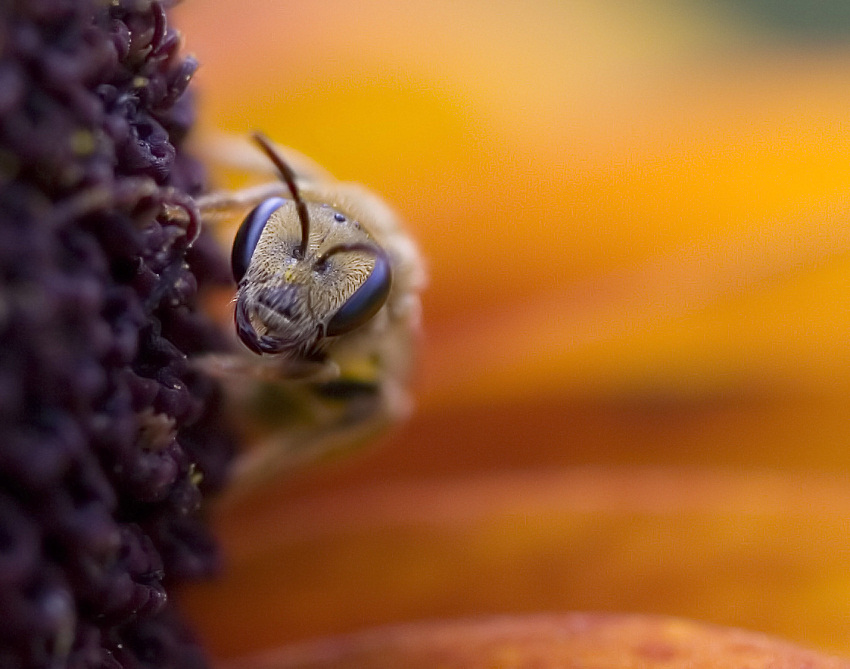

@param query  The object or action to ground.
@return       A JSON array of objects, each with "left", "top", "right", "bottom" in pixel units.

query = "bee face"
[{"left": 232, "top": 187, "right": 392, "bottom": 359}]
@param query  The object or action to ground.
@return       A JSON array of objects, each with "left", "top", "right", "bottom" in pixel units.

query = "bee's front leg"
[{"left": 195, "top": 182, "right": 290, "bottom": 229}]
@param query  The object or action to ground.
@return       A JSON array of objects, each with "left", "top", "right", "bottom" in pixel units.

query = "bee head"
[{"left": 231, "top": 134, "right": 392, "bottom": 358}]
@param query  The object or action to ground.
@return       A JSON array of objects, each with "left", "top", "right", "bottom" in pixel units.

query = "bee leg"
[
  {"left": 194, "top": 181, "right": 291, "bottom": 229},
  {"left": 190, "top": 351, "right": 337, "bottom": 385},
  {"left": 195, "top": 133, "right": 336, "bottom": 183}
]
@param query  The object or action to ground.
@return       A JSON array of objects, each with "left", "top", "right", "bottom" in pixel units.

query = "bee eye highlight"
[
  {"left": 231, "top": 196, "right": 287, "bottom": 283},
  {"left": 325, "top": 250, "right": 392, "bottom": 337}
]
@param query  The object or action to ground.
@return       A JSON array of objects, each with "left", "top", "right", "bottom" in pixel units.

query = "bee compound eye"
[
  {"left": 231, "top": 196, "right": 287, "bottom": 282},
  {"left": 325, "top": 251, "right": 392, "bottom": 337}
]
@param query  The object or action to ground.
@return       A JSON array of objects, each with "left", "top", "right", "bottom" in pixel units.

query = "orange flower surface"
[{"left": 171, "top": 1, "right": 850, "bottom": 664}]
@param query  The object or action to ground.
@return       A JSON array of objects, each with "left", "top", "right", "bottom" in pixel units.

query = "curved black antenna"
[{"left": 251, "top": 131, "right": 311, "bottom": 258}]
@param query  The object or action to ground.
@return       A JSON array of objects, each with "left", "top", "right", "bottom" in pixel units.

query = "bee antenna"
[{"left": 251, "top": 131, "right": 310, "bottom": 258}]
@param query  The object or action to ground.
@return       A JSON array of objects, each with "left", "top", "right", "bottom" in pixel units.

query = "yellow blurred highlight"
[
  {"left": 171, "top": 0, "right": 850, "bottom": 661},
  {"left": 175, "top": 0, "right": 850, "bottom": 405}
]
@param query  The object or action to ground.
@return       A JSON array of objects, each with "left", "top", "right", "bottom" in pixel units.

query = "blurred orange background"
[{"left": 171, "top": 0, "right": 850, "bottom": 661}]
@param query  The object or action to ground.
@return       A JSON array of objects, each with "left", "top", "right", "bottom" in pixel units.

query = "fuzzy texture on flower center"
[{"left": 0, "top": 1, "right": 236, "bottom": 667}]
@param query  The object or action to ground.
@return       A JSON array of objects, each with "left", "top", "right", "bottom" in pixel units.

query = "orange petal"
[
  {"left": 174, "top": 1, "right": 850, "bottom": 405},
  {"left": 220, "top": 614, "right": 850, "bottom": 669},
  {"left": 183, "top": 467, "right": 850, "bottom": 659}
]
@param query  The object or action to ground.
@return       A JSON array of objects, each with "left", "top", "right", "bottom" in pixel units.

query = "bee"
[{"left": 195, "top": 133, "right": 425, "bottom": 490}]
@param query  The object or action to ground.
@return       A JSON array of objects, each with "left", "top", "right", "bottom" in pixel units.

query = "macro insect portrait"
[{"left": 196, "top": 133, "right": 425, "bottom": 489}]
